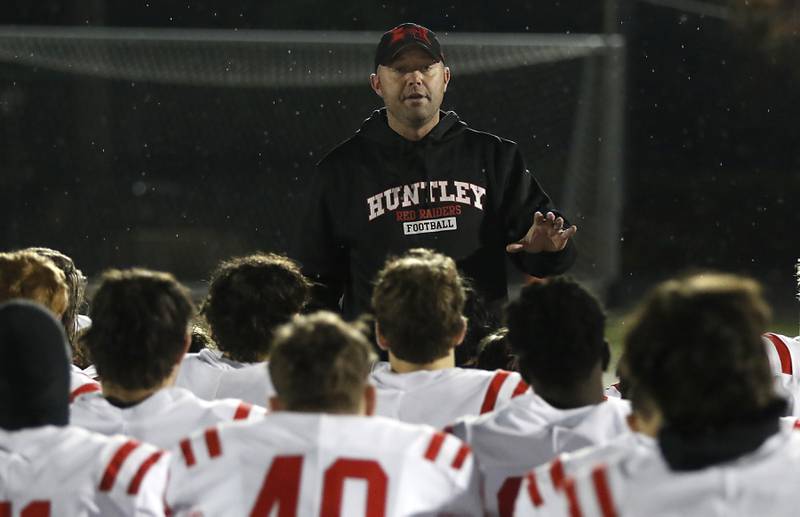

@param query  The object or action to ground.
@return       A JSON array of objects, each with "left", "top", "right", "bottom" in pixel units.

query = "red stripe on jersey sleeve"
[
  {"left": 205, "top": 428, "right": 222, "bottom": 458},
  {"left": 794, "top": 419, "right": 800, "bottom": 430},
  {"left": 765, "top": 333, "right": 793, "bottom": 375},
  {"left": 233, "top": 402, "right": 252, "bottom": 420},
  {"left": 549, "top": 457, "right": 566, "bottom": 489},
  {"left": 525, "top": 471, "right": 544, "bottom": 507},
  {"left": 480, "top": 370, "right": 511, "bottom": 414},
  {"left": 70, "top": 382, "right": 100, "bottom": 403},
  {"left": 511, "top": 379, "right": 529, "bottom": 398},
  {"left": 127, "top": 451, "right": 165, "bottom": 495},
  {"left": 564, "top": 478, "right": 584, "bottom": 517},
  {"left": 498, "top": 477, "right": 523, "bottom": 517},
  {"left": 100, "top": 440, "right": 141, "bottom": 491},
  {"left": 451, "top": 444, "right": 471, "bottom": 470},
  {"left": 424, "top": 432, "right": 446, "bottom": 462},
  {"left": 591, "top": 465, "right": 618, "bottom": 517},
  {"left": 179, "top": 438, "right": 196, "bottom": 467}
]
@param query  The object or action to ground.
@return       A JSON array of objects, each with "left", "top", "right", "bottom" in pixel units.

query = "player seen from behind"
[
  {"left": 0, "top": 300, "right": 168, "bottom": 516},
  {"left": 370, "top": 248, "right": 529, "bottom": 429},
  {"left": 539, "top": 273, "right": 800, "bottom": 517},
  {"left": 449, "top": 276, "right": 630, "bottom": 516},
  {"left": 70, "top": 268, "right": 263, "bottom": 448},
  {"left": 175, "top": 252, "right": 312, "bottom": 405},
  {"left": 166, "top": 311, "right": 482, "bottom": 516}
]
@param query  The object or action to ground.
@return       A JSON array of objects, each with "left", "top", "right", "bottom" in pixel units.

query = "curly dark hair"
[
  {"left": 624, "top": 272, "right": 774, "bottom": 432},
  {"left": 475, "top": 328, "right": 519, "bottom": 372},
  {"left": 85, "top": 269, "right": 194, "bottom": 390},
  {"left": 201, "top": 253, "right": 311, "bottom": 363},
  {"left": 505, "top": 276, "right": 606, "bottom": 388},
  {"left": 456, "top": 279, "right": 500, "bottom": 367},
  {"left": 269, "top": 311, "right": 376, "bottom": 413},
  {"left": 371, "top": 249, "right": 466, "bottom": 364}
]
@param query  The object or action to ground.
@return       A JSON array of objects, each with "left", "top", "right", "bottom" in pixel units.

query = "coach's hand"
[{"left": 506, "top": 211, "right": 577, "bottom": 254}]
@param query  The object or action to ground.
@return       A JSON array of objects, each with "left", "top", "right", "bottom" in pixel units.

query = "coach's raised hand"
[{"left": 506, "top": 211, "right": 577, "bottom": 254}]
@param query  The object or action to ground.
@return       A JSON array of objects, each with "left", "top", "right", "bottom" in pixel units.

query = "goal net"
[{"left": 0, "top": 26, "right": 624, "bottom": 295}]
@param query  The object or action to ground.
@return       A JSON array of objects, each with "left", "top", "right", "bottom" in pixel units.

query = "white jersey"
[
  {"left": 514, "top": 432, "right": 655, "bottom": 515},
  {"left": 763, "top": 333, "right": 800, "bottom": 415},
  {"left": 530, "top": 421, "right": 800, "bottom": 517},
  {"left": 174, "top": 348, "right": 274, "bottom": 406},
  {"left": 70, "top": 365, "right": 101, "bottom": 403},
  {"left": 0, "top": 425, "right": 168, "bottom": 516},
  {"left": 603, "top": 382, "right": 622, "bottom": 399},
  {"left": 370, "top": 362, "right": 529, "bottom": 428},
  {"left": 70, "top": 386, "right": 264, "bottom": 448},
  {"left": 450, "top": 392, "right": 631, "bottom": 516},
  {"left": 166, "top": 413, "right": 482, "bottom": 516}
]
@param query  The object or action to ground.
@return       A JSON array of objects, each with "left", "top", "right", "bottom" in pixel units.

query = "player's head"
[
  {"left": 84, "top": 268, "right": 194, "bottom": 391},
  {"left": 505, "top": 277, "right": 609, "bottom": 394},
  {"left": 24, "top": 247, "right": 87, "bottom": 345},
  {"left": 370, "top": 23, "right": 450, "bottom": 131},
  {"left": 0, "top": 300, "right": 71, "bottom": 430},
  {"left": 189, "top": 325, "right": 214, "bottom": 354},
  {"left": 0, "top": 250, "right": 68, "bottom": 317},
  {"left": 269, "top": 311, "right": 377, "bottom": 414},
  {"left": 475, "top": 327, "right": 519, "bottom": 372},
  {"left": 201, "top": 253, "right": 311, "bottom": 363},
  {"left": 625, "top": 272, "right": 775, "bottom": 433},
  {"left": 457, "top": 279, "right": 500, "bottom": 367},
  {"left": 372, "top": 248, "right": 467, "bottom": 364}
]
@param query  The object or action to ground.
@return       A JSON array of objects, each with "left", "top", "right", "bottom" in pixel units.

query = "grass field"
[{"left": 603, "top": 311, "right": 798, "bottom": 385}]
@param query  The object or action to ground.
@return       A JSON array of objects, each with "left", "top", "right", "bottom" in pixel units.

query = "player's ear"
[
  {"left": 375, "top": 322, "right": 389, "bottom": 351},
  {"left": 268, "top": 396, "right": 284, "bottom": 412},
  {"left": 175, "top": 331, "right": 191, "bottom": 365},
  {"left": 452, "top": 316, "right": 467, "bottom": 348},
  {"left": 601, "top": 339, "right": 611, "bottom": 371},
  {"left": 442, "top": 65, "right": 451, "bottom": 92},
  {"left": 370, "top": 72, "right": 383, "bottom": 98},
  {"left": 363, "top": 384, "right": 377, "bottom": 416}
]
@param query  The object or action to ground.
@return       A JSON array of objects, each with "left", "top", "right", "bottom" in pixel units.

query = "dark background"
[{"left": 2, "top": 0, "right": 798, "bottom": 316}]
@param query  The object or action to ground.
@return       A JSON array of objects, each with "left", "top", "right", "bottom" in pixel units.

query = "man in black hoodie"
[{"left": 295, "top": 23, "right": 577, "bottom": 320}]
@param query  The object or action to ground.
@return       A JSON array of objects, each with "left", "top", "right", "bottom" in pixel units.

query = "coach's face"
[{"left": 370, "top": 47, "right": 450, "bottom": 129}]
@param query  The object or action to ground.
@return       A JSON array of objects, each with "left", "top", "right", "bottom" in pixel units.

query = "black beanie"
[{"left": 0, "top": 300, "right": 70, "bottom": 430}]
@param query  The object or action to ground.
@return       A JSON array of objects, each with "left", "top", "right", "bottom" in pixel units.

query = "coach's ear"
[
  {"left": 370, "top": 72, "right": 383, "bottom": 99},
  {"left": 363, "top": 385, "right": 377, "bottom": 416},
  {"left": 269, "top": 396, "right": 284, "bottom": 412}
]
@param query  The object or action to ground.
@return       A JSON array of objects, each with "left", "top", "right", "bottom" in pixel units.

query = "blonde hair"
[{"left": 0, "top": 251, "right": 69, "bottom": 316}]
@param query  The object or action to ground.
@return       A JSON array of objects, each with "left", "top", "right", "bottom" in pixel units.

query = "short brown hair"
[
  {"left": 269, "top": 312, "right": 375, "bottom": 413},
  {"left": 625, "top": 272, "right": 773, "bottom": 431},
  {"left": 0, "top": 251, "right": 68, "bottom": 317},
  {"left": 371, "top": 249, "right": 465, "bottom": 364},
  {"left": 202, "top": 253, "right": 311, "bottom": 363},
  {"left": 85, "top": 269, "right": 194, "bottom": 390}
]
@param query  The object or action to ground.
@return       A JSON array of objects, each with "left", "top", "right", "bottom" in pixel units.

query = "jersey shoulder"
[{"left": 0, "top": 426, "right": 168, "bottom": 516}]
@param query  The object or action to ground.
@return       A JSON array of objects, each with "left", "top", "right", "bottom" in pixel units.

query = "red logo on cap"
[{"left": 389, "top": 26, "right": 432, "bottom": 45}]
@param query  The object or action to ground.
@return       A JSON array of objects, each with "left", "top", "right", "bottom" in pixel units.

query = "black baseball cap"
[{"left": 374, "top": 23, "right": 445, "bottom": 69}]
